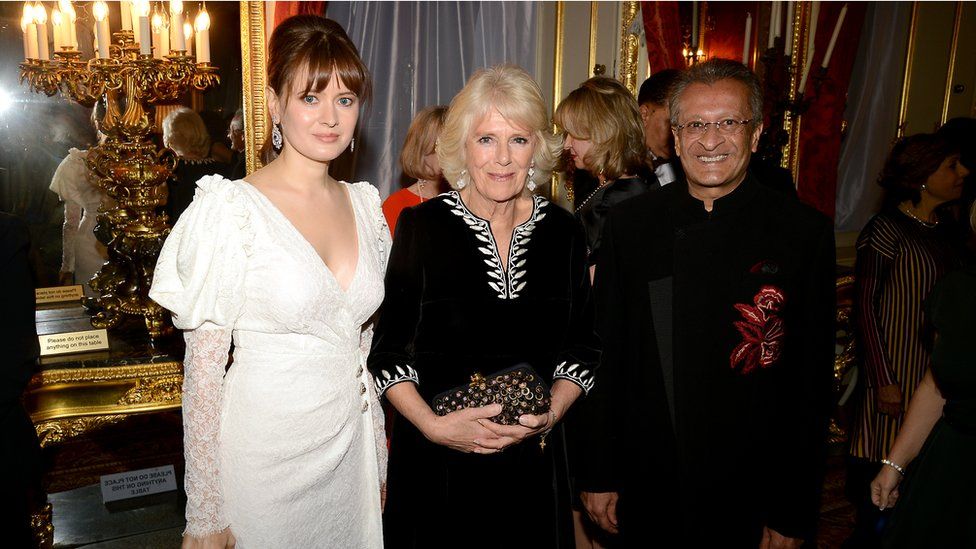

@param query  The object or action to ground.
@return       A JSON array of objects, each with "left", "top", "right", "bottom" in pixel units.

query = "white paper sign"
[
  {"left": 100, "top": 465, "right": 177, "bottom": 503},
  {"left": 38, "top": 329, "right": 109, "bottom": 356}
]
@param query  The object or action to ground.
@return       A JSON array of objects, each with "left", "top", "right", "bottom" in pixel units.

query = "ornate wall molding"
[
  {"left": 617, "top": 2, "right": 641, "bottom": 95},
  {"left": 242, "top": 0, "right": 268, "bottom": 174}
]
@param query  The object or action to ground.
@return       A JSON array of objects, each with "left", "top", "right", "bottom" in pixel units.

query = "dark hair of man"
[
  {"left": 637, "top": 69, "right": 681, "bottom": 106},
  {"left": 260, "top": 15, "right": 371, "bottom": 164},
  {"left": 668, "top": 58, "right": 763, "bottom": 127},
  {"left": 878, "top": 133, "right": 959, "bottom": 207}
]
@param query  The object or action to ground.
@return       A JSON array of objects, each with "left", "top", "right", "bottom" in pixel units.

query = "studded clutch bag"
[{"left": 431, "top": 364, "right": 551, "bottom": 425}]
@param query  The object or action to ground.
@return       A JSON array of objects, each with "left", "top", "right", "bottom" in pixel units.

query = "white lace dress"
[{"left": 149, "top": 175, "right": 389, "bottom": 548}]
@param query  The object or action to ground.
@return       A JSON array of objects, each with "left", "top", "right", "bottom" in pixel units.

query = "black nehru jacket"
[{"left": 576, "top": 174, "right": 835, "bottom": 547}]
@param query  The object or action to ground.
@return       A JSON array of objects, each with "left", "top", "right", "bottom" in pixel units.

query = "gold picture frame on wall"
[{"left": 241, "top": 1, "right": 268, "bottom": 174}]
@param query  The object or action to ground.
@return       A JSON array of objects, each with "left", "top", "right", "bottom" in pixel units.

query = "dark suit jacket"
[
  {"left": 0, "top": 212, "right": 42, "bottom": 542},
  {"left": 576, "top": 175, "right": 834, "bottom": 546}
]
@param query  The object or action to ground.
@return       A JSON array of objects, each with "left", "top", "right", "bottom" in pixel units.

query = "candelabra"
[{"left": 20, "top": 32, "right": 218, "bottom": 339}]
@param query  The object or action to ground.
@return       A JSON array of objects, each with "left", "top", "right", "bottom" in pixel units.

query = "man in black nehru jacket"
[{"left": 577, "top": 59, "right": 835, "bottom": 548}]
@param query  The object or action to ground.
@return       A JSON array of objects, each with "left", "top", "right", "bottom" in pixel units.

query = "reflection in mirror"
[{"left": 0, "top": 1, "right": 241, "bottom": 290}]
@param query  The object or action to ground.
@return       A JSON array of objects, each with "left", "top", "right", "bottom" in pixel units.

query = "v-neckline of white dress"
[{"left": 241, "top": 180, "right": 363, "bottom": 295}]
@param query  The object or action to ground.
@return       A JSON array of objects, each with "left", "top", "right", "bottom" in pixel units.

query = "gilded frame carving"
[{"left": 241, "top": 1, "right": 269, "bottom": 174}]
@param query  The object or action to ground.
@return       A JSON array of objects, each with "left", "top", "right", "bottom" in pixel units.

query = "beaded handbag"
[{"left": 431, "top": 364, "right": 551, "bottom": 425}]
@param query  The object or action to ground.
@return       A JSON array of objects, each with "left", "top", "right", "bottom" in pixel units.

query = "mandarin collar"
[{"left": 675, "top": 171, "right": 760, "bottom": 221}]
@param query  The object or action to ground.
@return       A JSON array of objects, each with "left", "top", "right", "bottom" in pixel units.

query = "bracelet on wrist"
[{"left": 881, "top": 458, "right": 905, "bottom": 476}]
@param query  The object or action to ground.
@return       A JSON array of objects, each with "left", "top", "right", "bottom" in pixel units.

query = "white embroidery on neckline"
[{"left": 442, "top": 191, "right": 547, "bottom": 300}]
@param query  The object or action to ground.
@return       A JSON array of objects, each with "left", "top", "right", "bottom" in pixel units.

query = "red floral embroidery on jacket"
[{"left": 730, "top": 285, "right": 786, "bottom": 374}]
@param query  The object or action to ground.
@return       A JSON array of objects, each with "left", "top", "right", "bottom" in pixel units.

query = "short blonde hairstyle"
[
  {"left": 400, "top": 105, "right": 448, "bottom": 181},
  {"left": 162, "top": 108, "right": 211, "bottom": 159},
  {"left": 438, "top": 65, "right": 562, "bottom": 190},
  {"left": 554, "top": 76, "right": 647, "bottom": 180}
]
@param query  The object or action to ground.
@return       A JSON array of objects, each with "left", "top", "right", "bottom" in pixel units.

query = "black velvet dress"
[{"left": 369, "top": 191, "right": 599, "bottom": 549}]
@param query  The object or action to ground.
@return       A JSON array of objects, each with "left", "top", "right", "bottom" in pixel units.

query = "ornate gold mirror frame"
[{"left": 241, "top": 1, "right": 268, "bottom": 174}]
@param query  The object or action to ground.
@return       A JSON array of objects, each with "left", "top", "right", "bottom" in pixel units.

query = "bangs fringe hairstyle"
[
  {"left": 553, "top": 76, "right": 647, "bottom": 180},
  {"left": 878, "top": 133, "right": 959, "bottom": 207},
  {"left": 261, "top": 15, "right": 371, "bottom": 164},
  {"left": 400, "top": 105, "right": 448, "bottom": 182},
  {"left": 437, "top": 65, "right": 562, "bottom": 191},
  {"left": 163, "top": 107, "right": 211, "bottom": 159}
]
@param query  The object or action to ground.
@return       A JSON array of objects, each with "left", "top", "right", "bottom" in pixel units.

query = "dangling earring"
[
  {"left": 526, "top": 165, "right": 537, "bottom": 192},
  {"left": 920, "top": 183, "right": 927, "bottom": 192},
  {"left": 271, "top": 117, "right": 283, "bottom": 150},
  {"left": 350, "top": 138, "right": 355, "bottom": 153},
  {"left": 456, "top": 169, "right": 468, "bottom": 190}
]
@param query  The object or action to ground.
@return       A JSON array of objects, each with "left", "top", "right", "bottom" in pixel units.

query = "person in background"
[
  {"left": 0, "top": 211, "right": 42, "bottom": 545},
  {"left": 554, "top": 76, "right": 653, "bottom": 275},
  {"left": 227, "top": 109, "right": 247, "bottom": 181},
  {"left": 870, "top": 200, "right": 976, "bottom": 548},
  {"left": 162, "top": 107, "right": 233, "bottom": 223},
  {"left": 48, "top": 100, "right": 111, "bottom": 296},
  {"left": 846, "top": 133, "right": 968, "bottom": 548},
  {"left": 637, "top": 69, "right": 682, "bottom": 186},
  {"left": 936, "top": 117, "right": 976, "bottom": 256},
  {"left": 382, "top": 105, "right": 448, "bottom": 234}
]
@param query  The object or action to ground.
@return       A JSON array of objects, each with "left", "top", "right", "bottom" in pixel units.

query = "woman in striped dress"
[{"left": 845, "top": 133, "right": 968, "bottom": 547}]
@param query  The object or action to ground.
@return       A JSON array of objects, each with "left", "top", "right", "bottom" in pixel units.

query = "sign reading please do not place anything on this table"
[{"left": 100, "top": 465, "right": 178, "bottom": 503}]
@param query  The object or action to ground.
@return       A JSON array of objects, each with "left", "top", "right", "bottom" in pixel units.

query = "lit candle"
[
  {"left": 170, "top": 0, "right": 185, "bottom": 52},
  {"left": 784, "top": 2, "right": 795, "bottom": 57},
  {"left": 822, "top": 3, "right": 848, "bottom": 69},
  {"left": 66, "top": 4, "right": 77, "bottom": 50},
  {"left": 194, "top": 8, "right": 210, "bottom": 63},
  {"left": 798, "top": 49, "right": 814, "bottom": 95},
  {"left": 151, "top": 11, "right": 164, "bottom": 58},
  {"left": 121, "top": 0, "right": 132, "bottom": 31},
  {"left": 807, "top": 1, "right": 820, "bottom": 62},
  {"left": 137, "top": 0, "right": 151, "bottom": 55},
  {"left": 34, "top": 3, "right": 49, "bottom": 60},
  {"left": 93, "top": 1, "right": 110, "bottom": 58},
  {"left": 742, "top": 13, "right": 752, "bottom": 65},
  {"left": 51, "top": 8, "right": 63, "bottom": 51},
  {"left": 183, "top": 21, "right": 193, "bottom": 56}
]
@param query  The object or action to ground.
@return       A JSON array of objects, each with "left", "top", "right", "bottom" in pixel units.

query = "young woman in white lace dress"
[{"left": 150, "top": 16, "right": 388, "bottom": 548}]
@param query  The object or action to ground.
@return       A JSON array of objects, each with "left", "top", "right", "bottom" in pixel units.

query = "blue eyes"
[{"left": 299, "top": 95, "right": 356, "bottom": 107}]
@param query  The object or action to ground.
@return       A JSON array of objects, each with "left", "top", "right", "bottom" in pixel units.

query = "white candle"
[
  {"left": 34, "top": 3, "right": 49, "bottom": 60},
  {"left": 21, "top": 16, "right": 30, "bottom": 59},
  {"left": 93, "top": 1, "right": 110, "bottom": 58},
  {"left": 66, "top": 4, "right": 77, "bottom": 50},
  {"left": 170, "top": 1, "right": 185, "bottom": 51},
  {"left": 691, "top": 1, "right": 699, "bottom": 49},
  {"left": 798, "top": 50, "right": 814, "bottom": 95},
  {"left": 151, "top": 12, "right": 163, "bottom": 58},
  {"left": 767, "top": 1, "right": 778, "bottom": 49},
  {"left": 773, "top": 1, "right": 782, "bottom": 39},
  {"left": 183, "top": 21, "right": 193, "bottom": 55},
  {"left": 121, "top": 0, "right": 132, "bottom": 31},
  {"left": 136, "top": 0, "right": 151, "bottom": 55},
  {"left": 822, "top": 4, "right": 848, "bottom": 69},
  {"left": 194, "top": 8, "right": 210, "bottom": 63},
  {"left": 742, "top": 13, "right": 752, "bottom": 65},
  {"left": 51, "top": 9, "right": 63, "bottom": 51},
  {"left": 807, "top": 1, "right": 820, "bottom": 62},
  {"left": 784, "top": 2, "right": 795, "bottom": 57}
]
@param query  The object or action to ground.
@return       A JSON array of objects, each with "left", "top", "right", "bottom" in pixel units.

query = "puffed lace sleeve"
[
  {"left": 355, "top": 182, "right": 392, "bottom": 485},
  {"left": 149, "top": 175, "right": 250, "bottom": 537}
]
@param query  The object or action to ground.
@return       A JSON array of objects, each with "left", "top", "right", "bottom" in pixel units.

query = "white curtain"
[
  {"left": 326, "top": 1, "right": 538, "bottom": 198},
  {"left": 834, "top": 2, "right": 913, "bottom": 232}
]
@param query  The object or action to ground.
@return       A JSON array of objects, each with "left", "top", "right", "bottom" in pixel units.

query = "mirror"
[{"left": 0, "top": 1, "right": 242, "bottom": 294}]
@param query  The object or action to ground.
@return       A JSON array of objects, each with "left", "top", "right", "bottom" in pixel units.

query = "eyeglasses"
[{"left": 673, "top": 118, "right": 755, "bottom": 137}]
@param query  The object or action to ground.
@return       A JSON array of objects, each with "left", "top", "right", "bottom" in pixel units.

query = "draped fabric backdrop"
[
  {"left": 263, "top": 2, "right": 536, "bottom": 198},
  {"left": 835, "top": 3, "right": 913, "bottom": 232},
  {"left": 642, "top": 1, "right": 684, "bottom": 73},
  {"left": 793, "top": 2, "right": 867, "bottom": 219}
]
